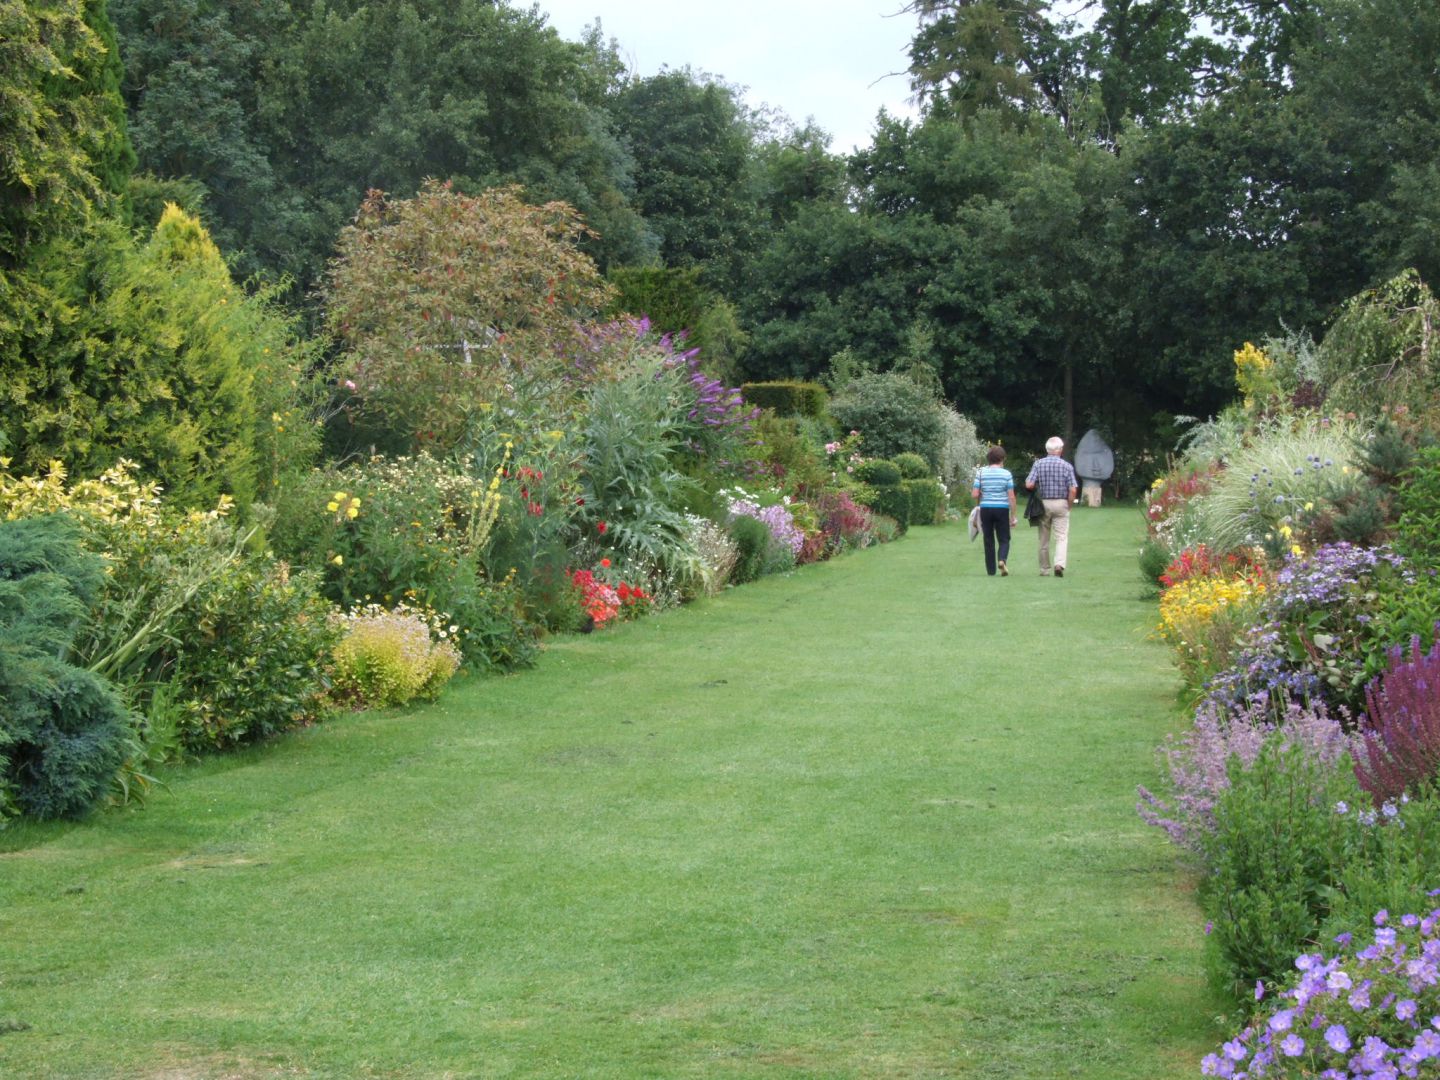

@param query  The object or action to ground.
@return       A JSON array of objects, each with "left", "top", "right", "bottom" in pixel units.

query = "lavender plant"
[{"left": 1139, "top": 697, "right": 1358, "bottom": 854}]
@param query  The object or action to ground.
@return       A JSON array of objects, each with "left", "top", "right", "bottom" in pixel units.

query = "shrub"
[
  {"left": 901, "top": 478, "right": 944, "bottom": 525},
  {"left": 1395, "top": 446, "right": 1440, "bottom": 565},
  {"left": 829, "top": 372, "right": 944, "bottom": 467},
  {"left": 937, "top": 407, "right": 984, "bottom": 495},
  {"left": 1202, "top": 738, "right": 1366, "bottom": 992},
  {"left": 741, "top": 380, "right": 828, "bottom": 418},
  {"left": 892, "top": 452, "right": 930, "bottom": 479},
  {"left": 330, "top": 603, "right": 462, "bottom": 709},
  {"left": 1317, "top": 269, "right": 1440, "bottom": 417},
  {"left": 165, "top": 560, "right": 340, "bottom": 752},
  {"left": 5, "top": 210, "right": 324, "bottom": 509},
  {"left": 751, "top": 412, "right": 829, "bottom": 490},
  {"left": 853, "top": 459, "right": 901, "bottom": 487},
  {"left": 323, "top": 181, "right": 612, "bottom": 452},
  {"left": 1138, "top": 534, "right": 1173, "bottom": 592},
  {"left": 1204, "top": 899, "right": 1440, "bottom": 1078},
  {"left": 813, "top": 490, "right": 874, "bottom": 553},
  {"left": 867, "top": 483, "right": 912, "bottom": 529},
  {"left": 266, "top": 454, "right": 505, "bottom": 664},
  {"left": 1355, "top": 630, "right": 1440, "bottom": 804},
  {"left": 0, "top": 515, "right": 132, "bottom": 820},
  {"left": 727, "top": 515, "right": 773, "bottom": 584}
]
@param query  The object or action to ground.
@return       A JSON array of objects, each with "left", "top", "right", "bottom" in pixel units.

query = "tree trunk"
[{"left": 1063, "top": 359, "right": 1074, "bottom": 454}]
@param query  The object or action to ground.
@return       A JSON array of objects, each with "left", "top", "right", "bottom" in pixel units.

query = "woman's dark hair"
[{"left": 986, "top": 445, "right": 1006, "bottom": 465}]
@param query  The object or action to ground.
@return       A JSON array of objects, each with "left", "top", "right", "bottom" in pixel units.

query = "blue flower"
[{"left": 1325, "top": 1024, "right": 1351, "bottom": 1053}]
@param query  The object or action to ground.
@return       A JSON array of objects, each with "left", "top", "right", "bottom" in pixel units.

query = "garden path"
[{"left": 0, "top": 507, "right": 1220, "bottom": 1078}]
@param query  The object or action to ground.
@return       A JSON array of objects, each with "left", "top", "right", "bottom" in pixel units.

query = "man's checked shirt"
[{"left": 1027, "top": 455, "right": 1078, "bottom": 500}]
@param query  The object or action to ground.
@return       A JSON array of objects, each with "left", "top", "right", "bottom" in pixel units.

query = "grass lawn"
[{"left": 0, "top": 506, "right": 1224, "bottom": 1078}]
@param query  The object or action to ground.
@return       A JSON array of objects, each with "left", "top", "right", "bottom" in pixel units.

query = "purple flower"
[
  {"left": 1280, "top": 1032, "right": 1305, "bottom": 1056},
  {"left": 1350, "top": 981, "right": 1373, "bottom": 1010},
  {"left": 1397, "top": 999, "right": 1418, "bottom": 1021},
  {"left": 1325, "top": 1024, "right": 1352, "bottom": 1053},
  {"left": 1270, "top": 1008, "right": 1297, "bottom": 1032},
  {"left": 1414, "top": 1030, "right": 1440, "bottom": 1059}
]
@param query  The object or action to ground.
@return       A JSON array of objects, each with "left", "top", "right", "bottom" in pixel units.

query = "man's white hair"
[{"left": 1045, "top": 436, "right": 1064, "bottom": 454}]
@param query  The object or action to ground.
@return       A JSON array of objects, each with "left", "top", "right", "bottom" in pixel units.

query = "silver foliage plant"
[{"left": 938, "top": 406, "right": 984, "bottom": 494}]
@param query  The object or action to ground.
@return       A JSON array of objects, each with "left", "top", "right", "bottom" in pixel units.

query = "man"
[{"left": 1025, "top": 436, "right": 1079, "bottom": 577}]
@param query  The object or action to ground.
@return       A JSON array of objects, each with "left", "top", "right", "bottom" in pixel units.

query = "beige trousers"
[{"left": 1037, "top": 499, "right": 1071, "bottom": 572}]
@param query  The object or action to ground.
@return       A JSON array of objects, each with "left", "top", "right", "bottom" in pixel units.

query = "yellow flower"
[
  {"left": 1291, "top": 544, "right": 1303, "bottom": 557},
  {"left": 333, "top": 491, "right": 346, "bottom": 501},
  {"left": 327, "top": 501, "right": 340, "bottom": 512},
  {"left": 331, "top": 554, "right": 344, "bottom": 566},
  {"left": 1304, "top": 502, "right": 1314, "bottom": 512},
  {"left": 346, "top": 506, "right": 359, "bottom": 520}
]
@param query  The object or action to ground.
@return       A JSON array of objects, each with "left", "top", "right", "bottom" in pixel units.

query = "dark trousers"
[{"left": 979, "top": 507, "right": 1011, "bottom": 575}]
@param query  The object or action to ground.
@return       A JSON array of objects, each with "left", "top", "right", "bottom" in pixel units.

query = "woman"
[{"left": 971, "top": 445, "right": 1018, "bottom": 576}]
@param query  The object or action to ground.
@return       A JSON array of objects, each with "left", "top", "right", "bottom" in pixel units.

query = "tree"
[
  {"left": 323, "top": 181, "right": 614, "bottom": 452},
  {"left": 605, "top": 265, "right": 747, "bottom": 381},
  {"left": 611, "top": 69, "right": 758, "bottom": 285},
  {"left": 111, "top": 0, "right": 653, "bottom": 303}
]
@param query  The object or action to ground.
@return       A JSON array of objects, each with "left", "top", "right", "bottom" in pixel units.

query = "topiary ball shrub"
[
  {"left": 892, "top": 452, "right": 931, "bottom": 480},
  {"left": 854, "top": 459, "right": 902, "bottom": 487}
]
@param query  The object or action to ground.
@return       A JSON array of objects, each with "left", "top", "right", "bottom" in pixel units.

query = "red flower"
[
  {"left": 596, "top": 520, "right": 608, "bottom": 535},
  {"left": 600, "top": 558, "right": 610, "bottom": 568}
]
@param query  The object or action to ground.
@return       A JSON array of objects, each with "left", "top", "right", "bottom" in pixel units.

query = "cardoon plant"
[{"left": 1355, "top": 629, "right": 1440, "bottom": 804}]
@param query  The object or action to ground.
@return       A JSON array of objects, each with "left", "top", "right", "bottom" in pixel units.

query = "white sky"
[{"left": 532, "top": 0, "right": 924, "bottom": 153}]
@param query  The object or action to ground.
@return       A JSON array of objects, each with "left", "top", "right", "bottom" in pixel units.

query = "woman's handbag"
[{"left": 1024, "top": 488, "right": 1045, "bottom": 527}]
